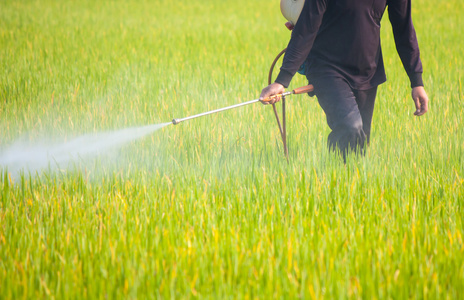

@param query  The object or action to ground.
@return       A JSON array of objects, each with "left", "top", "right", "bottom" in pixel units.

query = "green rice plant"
[{"left": 1, "top": 0, "right": 463, "bottom": 298}]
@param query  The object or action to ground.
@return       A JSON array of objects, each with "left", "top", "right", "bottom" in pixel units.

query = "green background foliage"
[{"left": 1, "top": 0, "right": 463, "bottom": 298}]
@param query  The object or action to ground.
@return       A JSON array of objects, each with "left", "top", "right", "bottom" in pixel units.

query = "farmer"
[{"left": 260, "top": 0, "right": 429, "bottom": 161}]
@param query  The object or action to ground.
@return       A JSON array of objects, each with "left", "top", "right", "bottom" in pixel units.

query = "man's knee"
[
  {"left": 328, "top": 118, "right": 366, "bottom": 151},
  {"left": 344, "top": 118, "right": 364, "bottom": 138},
  {"left": 336, "top": 110, "right": 364, "bottom": 138}
]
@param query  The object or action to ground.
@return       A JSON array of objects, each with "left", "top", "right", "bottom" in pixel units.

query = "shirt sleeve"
[
  {"left": 275, "top": 0, "right": 329, "bottom": 88},
  {"left": 388, "top": 0, "right": 424, "bottom": 87}
]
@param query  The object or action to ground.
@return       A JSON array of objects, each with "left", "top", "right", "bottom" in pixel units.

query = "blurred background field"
[{"left": 1, "top": 0, "right": 463, "bottom": 298}]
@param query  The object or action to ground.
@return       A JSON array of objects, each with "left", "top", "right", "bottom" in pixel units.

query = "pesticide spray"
[
  {"left": 1, "top": 83, "right": 312, "bottom": 178},
  {"left": 0, "top": 123, "right": 171, "bottom": 177}
]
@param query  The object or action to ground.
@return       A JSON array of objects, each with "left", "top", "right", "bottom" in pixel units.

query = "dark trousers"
[{"left": 308, "top": 76, "right": 378, "bottom": 161}]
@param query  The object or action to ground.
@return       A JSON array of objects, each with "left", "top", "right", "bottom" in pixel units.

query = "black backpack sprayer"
[{"left": 170, "top": 48, "right": 314, "bottom": 160}]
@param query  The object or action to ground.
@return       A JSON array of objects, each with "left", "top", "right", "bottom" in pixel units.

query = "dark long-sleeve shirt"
[{"left": 275, "top": 0, "right": 423, "bottom": 90}]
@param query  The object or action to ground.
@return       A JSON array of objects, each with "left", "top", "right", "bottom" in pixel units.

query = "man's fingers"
[
  {"left": 260, "top": 95, "right": 281, "bottom": 105},
  {"left": 259, "top": 86, "right": 273, "bottom": 101},
  {"left": 259, "top": 83, "right": 285, "bottom": 105},
  {"left": 413, "top": 97, "right": 421, "bottom": 115},
  {"left": 268, "top": 95, "right": 281, "bottom": 104},
  {"left": 413, "top": 98, "right": 424, "bottom": 116},
  {"left": 413, "top": 100, "right": 428, "bottom": 116},
  {"left": 414, "top": 98, "right": 428, "bottom": 116},
  {"left": 422, "top": 97, "right": 429, "bottom": 114}
]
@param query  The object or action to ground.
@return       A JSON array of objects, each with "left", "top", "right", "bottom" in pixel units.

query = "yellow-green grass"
[{"left": 1, "top": 0, "right": 463, "bottom": 298}]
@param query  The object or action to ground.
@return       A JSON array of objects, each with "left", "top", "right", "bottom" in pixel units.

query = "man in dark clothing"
[{"left": 260, "top": 0, "right": 429, "bottom": 161}]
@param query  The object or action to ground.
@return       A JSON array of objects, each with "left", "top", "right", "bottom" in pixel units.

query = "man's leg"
[
  {"left": 353, "top": 87, "right": 378, "bottom": 144},
  {"left": 309, "top": 76, "right": 366, "bottom": 161}
]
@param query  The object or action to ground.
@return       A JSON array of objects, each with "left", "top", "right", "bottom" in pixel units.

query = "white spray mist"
[{"left": 0, "top": 123, "right": 171, "bottom": 177}]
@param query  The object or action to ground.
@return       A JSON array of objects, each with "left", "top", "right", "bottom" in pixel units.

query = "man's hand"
[
  {"left": 412, "top": 86, "right": 429, "bottom": 116},
  {"left": 260, "top": 83, "right": 285, "bottom": 105}
]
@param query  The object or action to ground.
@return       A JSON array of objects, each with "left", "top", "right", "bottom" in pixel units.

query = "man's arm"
[
  {"left": 260, "top": 0, "right": 328, "bottom": 103},
  {"left": 388, "top": 0, "right": 429, "bottom": 116}
]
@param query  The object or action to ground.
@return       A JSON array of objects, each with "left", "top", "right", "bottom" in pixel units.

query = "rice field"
[{"left": 1, "top": 0, "right": 463, "bottom": 298}]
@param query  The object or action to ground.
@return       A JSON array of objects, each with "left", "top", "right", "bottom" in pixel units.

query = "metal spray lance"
[{"left": 171, "top": 85, "right": 314, "bottom": 125}]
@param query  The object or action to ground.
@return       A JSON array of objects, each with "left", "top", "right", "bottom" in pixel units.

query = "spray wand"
[{"left": 171, "top": 84, "right": 313, "bottom": 125}]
